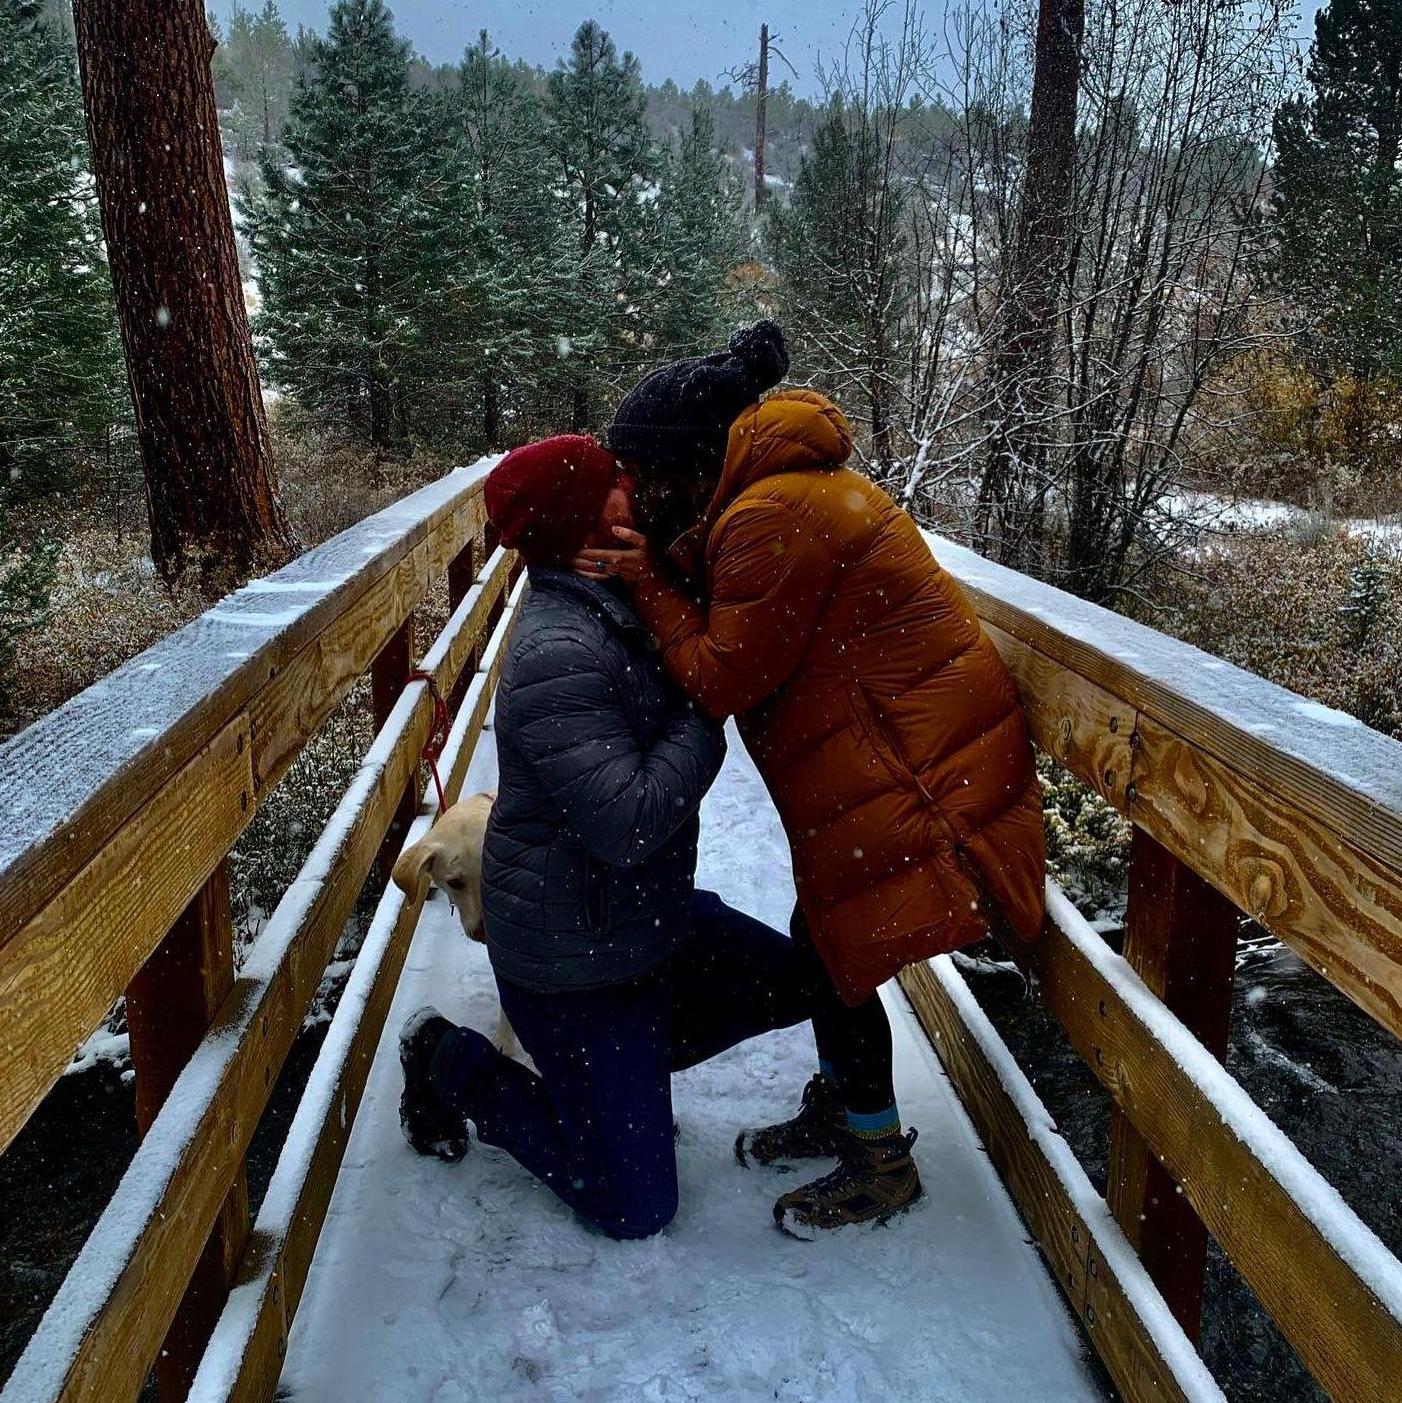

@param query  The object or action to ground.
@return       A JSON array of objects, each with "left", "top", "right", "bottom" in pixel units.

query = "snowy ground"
[{"left": 281, "top": 725, "right": 1104, "bottom": 1403}]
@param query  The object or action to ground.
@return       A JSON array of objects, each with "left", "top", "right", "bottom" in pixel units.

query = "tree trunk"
[
  {"left": 977, "top": 0, "right": 1083, "bottom": 572},
  {"left": 73, "top": 0, "right": 295, "bottom": 593},
  {"left": 482, "top": 374, "right": 501, "bottom": 451},
  {"left": 754, "top": 24, "right": 769, "bottom": 213},
  {"left": 571, "top": 383, "right": 590, "bottom": 434}
]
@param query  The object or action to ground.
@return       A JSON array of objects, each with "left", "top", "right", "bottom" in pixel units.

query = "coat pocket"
[{"left": 849, "top": 681, "right": 965, "bottom": 848}]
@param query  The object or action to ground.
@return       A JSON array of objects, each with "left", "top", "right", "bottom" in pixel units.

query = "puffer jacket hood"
[{"left": 671, "top": 389, "right": 855, "bottom": 575}]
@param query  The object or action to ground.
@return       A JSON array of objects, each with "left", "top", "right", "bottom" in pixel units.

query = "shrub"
[{"left": 1164, "top": 528, "right": 1402, "bottom": 738}]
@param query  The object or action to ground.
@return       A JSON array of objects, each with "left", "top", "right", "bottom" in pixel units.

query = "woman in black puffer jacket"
[{"left": 399, "top": 435, "right": 815, "bottom": 1241}]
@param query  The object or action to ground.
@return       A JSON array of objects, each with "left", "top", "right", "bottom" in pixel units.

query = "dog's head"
[{"left": 391, "top": 790, "right": 496, "bottom": 940}]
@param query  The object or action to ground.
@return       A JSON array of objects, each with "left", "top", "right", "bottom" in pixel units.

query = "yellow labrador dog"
[{"left": 392, "top": 790, "right": 518, "bottom": 1057}]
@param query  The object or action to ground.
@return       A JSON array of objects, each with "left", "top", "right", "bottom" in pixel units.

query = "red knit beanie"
[{"left": 484, "top": 436, "right": 619, "bottom": 567}]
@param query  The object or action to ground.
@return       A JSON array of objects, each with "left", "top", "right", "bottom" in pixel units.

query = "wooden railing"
[
  {"left": 3, "top": 468, "right": 1401, "bottom": 1403},
  {"left": 0, "top": 459, "right": 521, "bottom": 1403},
  {"left": 903, "top": 533, "right": 1402, "bottom": 1403}
]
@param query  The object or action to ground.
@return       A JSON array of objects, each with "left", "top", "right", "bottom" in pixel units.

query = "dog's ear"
[{"left": 391, "top": 838, "right": 437, "bottom": 902}]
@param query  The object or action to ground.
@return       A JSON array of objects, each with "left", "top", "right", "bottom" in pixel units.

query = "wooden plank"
[
  {"left": 125, "top": 861, "right": 251, "bottom": 1402},
  {"left": 981, "top": 618, "right": 1402, "bottom": 1044},
  {"left": 370, "top": 615, "right": 416, "bottom": 886},
  {"left": 1107, "top": 830, "right": 1238, "bottom": 1339},
  {"left": 983, "top": 623, "right": 1133, "bottom": 809},
  {"left": 445, "top": 538, "right": 476, "bottom": 715},
  {"left": 0, "top": 557, "right": 516, "bottom": 1403},
  {"left": 1130, "top": 714, "right": 1402, "bottom": 1041},
  {"left": 0, "top": 469, "right": 489, "bottom": 949},
  {"left": 897, "top": 958, "right": 1222, "bottom": 1403},
  {"left": 928, "top": 531, "right": 1402, "bottom": 890},
  {"left": 0, "top": 504, "right": 496, "bottom": 1157},
  {"left": 247, "top": 537, "right": 431, "bottom": 796},
  {"left": 1033, "top": 885, "right": 1402, "bottom": 1403},
  {"left": 188, "top": 583, "right": 520, "bottom": 1403},
  {"left": 0, "top": 714, "right": 252, "bottom": 1156}
]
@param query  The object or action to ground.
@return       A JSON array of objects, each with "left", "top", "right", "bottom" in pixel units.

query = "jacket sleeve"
[
  {"left": 633, "top": 499, "right": 838, "bottom": 719},
  {"left": 508, "top": 632, "right": 726, "bottom": 869}
]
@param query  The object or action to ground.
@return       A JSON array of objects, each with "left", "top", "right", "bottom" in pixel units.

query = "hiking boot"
[
  {"left": 399, "top": 1006, "right": 469, "bottom": 1163},
  {"left": 734, "top": 1073, "right": 846, "bottom": 1170},
  {"left": 773, "top": 1128, "right": 922, "bottom": 1237}
]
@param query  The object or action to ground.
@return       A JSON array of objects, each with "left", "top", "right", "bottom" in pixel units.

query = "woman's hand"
[{"left": 572, "top": 526, "right": 654, "bottom": 585}]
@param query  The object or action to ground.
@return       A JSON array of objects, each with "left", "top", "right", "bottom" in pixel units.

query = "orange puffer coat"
[{"left": 633, "top": 389, "right": 1046, "bottom": 1004}]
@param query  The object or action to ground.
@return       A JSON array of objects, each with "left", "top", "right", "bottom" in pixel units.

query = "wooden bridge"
[{"left": 2, "top": 460, "right": 1400, "bottom": 1402}]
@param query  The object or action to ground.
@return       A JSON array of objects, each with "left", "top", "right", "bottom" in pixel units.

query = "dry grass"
[{"left": 1163, "top": 527, "right": 1402, "bottom": 739}]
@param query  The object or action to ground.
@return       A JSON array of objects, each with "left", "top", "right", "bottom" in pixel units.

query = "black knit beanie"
[{"left": 605, "top": 320, "right": 790, "bottom": 474}]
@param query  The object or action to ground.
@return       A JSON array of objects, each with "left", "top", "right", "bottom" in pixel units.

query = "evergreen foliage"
[
  {"left": 216, "top": 0, "right": 297, "bottom": 159},
  {"left": 652, "top": 108, "right": 747, "bottom": 356},
  {"left": 243, "top": 0, "right": 452, "bottom": 453},
  {"left": 438, "top": 31, "right": 569, "bottom": 448},
  {"left": 1273, "top": 0, "right": 1402, "bottom": 378},
  {"left": 0, "top": 0, "right": 124, "bottom": 684},
  {"left": 544, "top": 21, "right": 661, "bottom": 430}
]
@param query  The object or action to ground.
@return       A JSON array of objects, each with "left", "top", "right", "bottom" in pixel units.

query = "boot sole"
[
  {"left": 734, "top": 1130, "right": 846, "bottom": 1172},
  {"left": 772, "top": 1179, "right": 924, "bottom": 1240}
]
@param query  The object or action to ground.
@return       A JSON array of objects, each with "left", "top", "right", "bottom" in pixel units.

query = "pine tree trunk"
[
  {"left": 482, "top": 374, "right": 501, "bottom": 451},
  {"left": 571, "top": 383, "right": 590, "bottom": 434},
  {"left": 754, "top": 24, "right": 769, "bottom": 213},
  {"left": 72, "top": 0, "right": 295, "bottom": 592},
  {"left": 977, "top": 0, "right": 1083, "bottom": 572}
]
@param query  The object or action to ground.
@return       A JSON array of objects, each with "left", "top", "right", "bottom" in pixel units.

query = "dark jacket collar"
[{"left": 527, "top": 567, "right": 649, "bottom": 639}]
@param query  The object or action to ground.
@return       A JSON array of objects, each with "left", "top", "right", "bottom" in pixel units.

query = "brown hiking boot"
[
  {"left": 773, "top": 1128, "right": 922, "bottom": 1237},
  {"left": 735, "top": 1073, "right": 847, "bottom": 1170}
]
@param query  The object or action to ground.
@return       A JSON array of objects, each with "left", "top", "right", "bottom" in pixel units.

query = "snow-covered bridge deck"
[
  {"left": 278, "top": 727, "right": 1105, "bottom": 1403},
  {"left": 7, "top": 461, "right": 1402, "bottom": 1403}
]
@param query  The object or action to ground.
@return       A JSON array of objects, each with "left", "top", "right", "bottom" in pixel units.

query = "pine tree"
[
  {"left": 245, "top": 0, "right": 447, "bottom": 452},
  {"left": 651, "top": 107, "right": 746, "bottom": 355},
  {"left": 219, "top": 1, "right": 295, "bottom": 161},
  {"left": 546, "top": 21, "right": 659, "bottom": 430},
  {"left": 1273, "top": 0, "right": 1402, "bottom": 378},
  {"left": 438, "top": 31, "right": 569, "bottom": 448},
  {"left": 0, "top": 0, "right": 124, "bottom": 682},
  {"left": 767, "top": 98, "right": 909, "bottom": 466}
]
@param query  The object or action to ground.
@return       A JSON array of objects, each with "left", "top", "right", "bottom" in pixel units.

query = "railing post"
[
  {"left": 1107, "top": 824, "right": 1238, "bottom": 1339},
  {"left": 372, "top": 613, "right": 417, "bottom": 878},
  {"left": 124, "top": 858, "right": 250, "bottom": 1402},
  {"left": 446, "top": 535, "right": 476, "bottom": 716}
]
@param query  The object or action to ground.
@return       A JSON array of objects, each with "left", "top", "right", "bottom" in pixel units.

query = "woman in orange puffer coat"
[{"left": 580, "top": 321, "right": 1046, "bottom": 1235}]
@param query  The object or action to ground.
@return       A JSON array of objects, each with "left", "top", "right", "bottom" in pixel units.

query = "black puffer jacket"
[{"left": 482, "top": 569, "right": 726, "bottom": 992}]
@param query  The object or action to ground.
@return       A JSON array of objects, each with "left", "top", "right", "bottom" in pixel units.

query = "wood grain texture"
[
  {"left": 983, "top": 623, "right": 1133, "bottom": 809},
  {"left": 897, "top": 958, "right": 1217, "bottom": 1403},
  {"left": 1107, "top": 830, "right": 1238, "bottom": 1339},
  {"left": 0, "top": 553, "right": 510, "bottom": 1403},
  {"left": 929, "top": 531, "right": 1402, "bottom": 890},
  {"left": 0, "top": 488, "right": 492, "bottom": 1154},
  {"left": 1032, "top": 896, "right": 1402, "bottom": 1403},
  {"left": 125, "top": 861, "right": 250, "bottom": 1403},
  {"left": 980, "top": 606, "right": 1402, "bottom": 1043},
  {"left": 1130, "top": 714, "right": 1402, "bottom": 1040},
  {"left": 371, "top": 615, "right": 417, "bottom": 885},
  {"left": 0, "top": 716, "right": 252, "bottom": 1155},
  {"left": 189, "top": 606, "right": 515, "bottom": 1403},
  {"left": 0, "top": 471, "right": 489, "bottom": 951}
]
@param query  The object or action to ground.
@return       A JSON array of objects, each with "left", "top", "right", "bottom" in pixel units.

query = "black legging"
[{"left": 790, "top": 905, "right": 897, "bottom": 1117}]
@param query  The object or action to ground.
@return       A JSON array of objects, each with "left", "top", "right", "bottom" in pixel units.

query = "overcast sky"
[{"left": 220, "top": 1, "right": 1324, "bottom": 99}]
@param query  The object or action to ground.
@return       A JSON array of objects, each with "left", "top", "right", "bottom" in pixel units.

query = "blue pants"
[{"left": 429, "top": 890, "right": 814, "bottom": 1239}]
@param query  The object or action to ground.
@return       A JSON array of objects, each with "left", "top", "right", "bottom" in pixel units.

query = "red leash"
[{"left": 405, "top": 668, "right": 452, "bottom": 815}]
